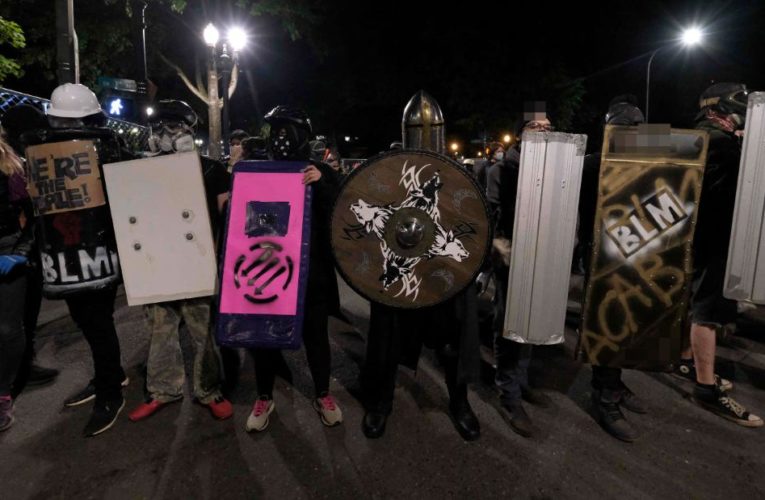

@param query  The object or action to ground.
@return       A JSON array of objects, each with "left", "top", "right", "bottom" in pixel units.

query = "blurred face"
[{"left": 523, "top": 118, "right": 552, "bottom": 133}]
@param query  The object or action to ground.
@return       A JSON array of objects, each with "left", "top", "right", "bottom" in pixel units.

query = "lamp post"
[
  {"left": 645, "top": 27, "right": 703, "bottom": 122},
  {"left": 202, "top": 23, "right": 246, "bottom": 159}
]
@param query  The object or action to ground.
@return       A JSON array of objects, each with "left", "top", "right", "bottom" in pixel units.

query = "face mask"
[
  {"left": 174, "top": 134, "right": 194, "bottom": 152},
  {"left": 493, "top": 151, "right": 504, "bottom": 161}
]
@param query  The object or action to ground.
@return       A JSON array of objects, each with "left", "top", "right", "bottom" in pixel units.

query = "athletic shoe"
[
  {"left": 83, "top": 397, "right": 125, "bottom": 437},
  {"left": 692, "top": 386, "right": 763, "bottom": 428},
  {"left": 64, "top": 377, "right": 129, "bottom": 407},
  {"left": 0, "top": 396, "right": 14, "bottom": 432},
  {"left": 204, "top": 397, "right": 233, "bottom": 420},
  {"left": 245, "top": 397, "right": 274, "bottom": 432},
  {"left": 128, "top": 398, "right": 171, "bottom": 422},
  {"left": 672, "top": 361, "right": 732, "bottom": 391},
  {"left": 313, "top": 394, "right": 343, "bottom": 427}
]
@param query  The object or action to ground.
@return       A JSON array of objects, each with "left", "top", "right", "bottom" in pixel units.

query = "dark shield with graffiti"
[
  {"left": 331, "top": 150, "right": 490, "bottom": 309},
  {"left": 580, "top": 124, "right": 709, "bottom": 369},
  {"left": 23, "top": 128, "right": 124, "bottom": 299}
]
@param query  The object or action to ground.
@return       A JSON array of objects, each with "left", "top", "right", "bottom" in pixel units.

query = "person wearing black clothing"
[
  {"left": 246, "top": 106, "right": 344, "bottom": 432},
  {"left": 579, "top": 95, "right": 649, "bottom": 442},
  {"left": 26, "top": 83, "right": 129, "bottom": 437},
  {"left": 485, "top": 116, "right": 554, "bottom": 438},
  {"left": 678, "top": 83, "right": 762, "bottom": 427}
]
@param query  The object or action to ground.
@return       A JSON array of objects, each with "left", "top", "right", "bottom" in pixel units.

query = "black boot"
[
  {"left": 448, "top": 383, "right": 480, "bottom": 441},
  {"left": 362, "top": 411, "right": 388, "bottom": 439},
  {"left": 592, "top": 389, "right": 637, "bottom": 443},
  {"left": 442, "top": 350, "right": 480, "bottom": 441}
]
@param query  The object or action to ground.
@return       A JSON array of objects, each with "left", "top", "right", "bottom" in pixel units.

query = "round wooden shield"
[{"left": 331, "top": 150, "right": 490, "bottom": 308}]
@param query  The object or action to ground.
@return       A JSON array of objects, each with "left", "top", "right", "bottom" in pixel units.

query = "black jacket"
[
  {"left": 0, "top": 171, "right": 34, "bottom": 258},
  {"left": 486, "top": 147, "right": 521, "bottom": 239},
  {"left": 693, "top": 121, "right": 741, "bottom": 266}
]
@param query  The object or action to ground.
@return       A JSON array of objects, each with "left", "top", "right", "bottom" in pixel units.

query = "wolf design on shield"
[{"left": 349, "top": 160, "right": 470, "bottom": 300}]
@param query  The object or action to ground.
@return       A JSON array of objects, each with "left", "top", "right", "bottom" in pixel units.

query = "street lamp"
[
  {"left": 202, "top": 22, "right": 247, "bottom": 159},
  {"left": 645, "top": 26, "right": 704, "bottom": 121},
  {"left": 502, "top": 133, "right": 512, "bottom": 144}
]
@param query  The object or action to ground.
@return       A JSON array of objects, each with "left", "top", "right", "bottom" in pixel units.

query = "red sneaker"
[
  {"left": 205, "top": 397, "right": 233, "bottom": 420},
  {"left": 128, "top": 399, "right": 167, "bottom": 422}
]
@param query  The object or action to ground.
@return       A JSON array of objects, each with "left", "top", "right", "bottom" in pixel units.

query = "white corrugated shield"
[
  {"left": 725, "top": 92, "right": 765, "bottom": 304},
  {"left": 503, "top": 132, "right": 587, "bottom": 344}
]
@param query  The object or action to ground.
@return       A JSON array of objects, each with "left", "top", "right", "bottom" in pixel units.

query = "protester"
[
  {"left": 677, "top": 83, "right": 762, "bottom": 427},
  {"left": 0, "top": 134, "right": 33, "bottom": 431},
  {"left": 579, "top": 95, "right": 649, "bottom": 442},
  {"left": 228, "top": 129, "right": 249, "bottom": 169},
  {"left": 486, "top": 113, "right": 553, "bottom": 438},
  {"left": 246, "top": 105, "right": 344, "bottom": 432},
  {"left": 32, "top": 84, "right": 129, "bottom": 437},
  {"left": 128, "top": 100, "right": 233, "bottom": 422},
  {"left": 1, "top": 104, "right": 60, "bottom": 395}
]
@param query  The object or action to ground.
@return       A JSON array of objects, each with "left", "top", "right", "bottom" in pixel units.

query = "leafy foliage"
[{"left": 0, "top": 16, "right": 26, "bottom": 83}]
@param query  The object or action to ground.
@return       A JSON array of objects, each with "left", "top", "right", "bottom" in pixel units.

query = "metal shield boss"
[{"left": 332, "top": 150, "right": 490, "bottom": 308}]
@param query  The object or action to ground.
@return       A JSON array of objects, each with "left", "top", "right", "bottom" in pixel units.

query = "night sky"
[{"left": 7, "top": 0, "right": 765, "bottom": 156}]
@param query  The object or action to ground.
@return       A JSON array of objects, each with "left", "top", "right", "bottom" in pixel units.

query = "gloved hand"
[
  {"left": 0, "top": 255, "right": 27, "bottom": 275},
  {"left": 475, "top": 271, "right": 491, "bottom": 294}
]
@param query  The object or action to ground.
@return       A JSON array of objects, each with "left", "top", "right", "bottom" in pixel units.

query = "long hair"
[{"left": 0, "top": 135, "right": 23, "bottom": 177}]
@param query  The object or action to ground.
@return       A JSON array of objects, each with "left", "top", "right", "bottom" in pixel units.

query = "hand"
[
  {"left": 0, "top": 255, "right": 27, "bottom": 275},
  {"left": 475, "top": 271, "right": 491, "bottom": 294},
  {"left": 302, "top": 165, "right": 322, "bottom": 185}
]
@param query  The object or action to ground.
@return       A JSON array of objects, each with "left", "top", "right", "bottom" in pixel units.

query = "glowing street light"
[
  {"left": 450, "top": 142, "right": 459, "bottom": 152},
  {"left": 503, "top": 133, "right": 512, "bottom": 144},
  {"left": 645, "top": 25, "right": 705, "bottom": 121},
  {"left": 203, "top": 23, "right": 220, "bottom": 47},
  {"left": 227, "top": 27, "right": 247, "bottom": 51},
  {"left": 681, "top": 27, "right": 703, "bottom": 46},
  {"left": 145, "top": 106, "right": 154, "bottom": 117}
]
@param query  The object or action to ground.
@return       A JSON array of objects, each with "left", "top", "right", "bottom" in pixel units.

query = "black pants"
[
  {"left": 362, "top": 304, "right": 464, "bottom": 415},
  {"left": 591, "top": 365, "right": 622, "bottom": 391},
  {"left": 65, "top": 287, "right": 125, "bottom": 401},
  {"left": 13, "top": 260, "right": 43, "bottom": 395},
  {"left": 251, "top": 302, "right": 330, "bottom": 398},
  {"left": 0, "top": 266, "right": 27, "bottom": 397}
]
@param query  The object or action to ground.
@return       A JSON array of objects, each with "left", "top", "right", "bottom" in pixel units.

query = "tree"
[{"left": 0, "top": 16, "right": 25, "bottom": 84}]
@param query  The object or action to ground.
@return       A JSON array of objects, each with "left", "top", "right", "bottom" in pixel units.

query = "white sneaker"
[
  {"left": 313, "top": 394, "right": 343, "bottom": 427},
  {"left": 245, "top": 397, "right": 274, "bottom": 432}
]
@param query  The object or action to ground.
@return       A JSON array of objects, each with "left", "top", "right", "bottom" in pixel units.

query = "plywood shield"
[
  {"left": 332, "top": 150, "right": 490, "bottom": 308},
  {"left": 216, "top": 161, "right": 311, "bottom": 349},
  {"left": 103, "top": 152, "right": 217, "bottom": 306},
  {"left": 580, "top": 125, "right": 709, "bottom": 369}
]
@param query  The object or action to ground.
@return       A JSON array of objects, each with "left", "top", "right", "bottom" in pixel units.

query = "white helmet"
[{"left": 48, "top": 83, "right": 102, "bottom": 118}]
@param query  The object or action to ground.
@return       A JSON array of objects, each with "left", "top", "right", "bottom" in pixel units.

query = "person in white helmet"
[{"left": 23, "top": 83, "right": 130, "bottom": 437}]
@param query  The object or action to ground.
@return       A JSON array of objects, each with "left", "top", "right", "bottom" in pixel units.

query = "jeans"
[
  {"left": 144, "top": 298, "right": 222, "bottom": 403},
  {"left": 493, "top": 260, "right": 532, "bottom": 405},
  {"left": 65, "top": 287, "right": 125, "bottom": 401}
]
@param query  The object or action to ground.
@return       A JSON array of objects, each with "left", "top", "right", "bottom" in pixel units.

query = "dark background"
[{"left": 2, "top": 0, "right": 764, "bottom": 155}]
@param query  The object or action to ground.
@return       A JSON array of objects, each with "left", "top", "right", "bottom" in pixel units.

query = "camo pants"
[{"left": 144, "top": 298, "right": 222, "bottom": 404}]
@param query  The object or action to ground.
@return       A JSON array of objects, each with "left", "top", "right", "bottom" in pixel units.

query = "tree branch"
[
  {"left": 227, "top": 63, "right": 239, "bottom": 98},
  {"left": 158, "top": 52, "right": 209, "bottom": 104}
]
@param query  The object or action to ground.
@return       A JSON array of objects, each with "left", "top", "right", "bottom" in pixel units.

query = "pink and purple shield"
[{"left": 216, "top": 161, "right": 312, "bottom": 349}]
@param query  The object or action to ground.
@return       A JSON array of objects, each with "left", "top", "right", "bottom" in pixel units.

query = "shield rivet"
[
  {"left": 134, "top": 243, "right": 141, "bottom": 251},
  {"left": 186, "top": 233, "right": 194, "bottom": 241},
  {"left": 129, "top": 216, "right": 137, "bottom": 224}
]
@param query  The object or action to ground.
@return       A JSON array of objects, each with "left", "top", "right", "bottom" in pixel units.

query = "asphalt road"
[{"left": 1, "top": 278, "right": 764, "bottom": 500}]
